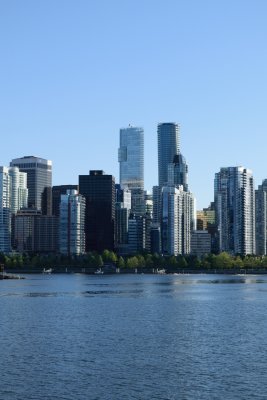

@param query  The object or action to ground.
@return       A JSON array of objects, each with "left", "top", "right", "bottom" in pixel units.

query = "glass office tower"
[
  {"left": 157, "top": 123, "right": 180, "bottom": 187},
  {"left": 8, "top": 167, "right": 28, "bottom": 214},
  {"left": 118, "top": 126, "right": 144, "bottom": 215},
  {"left": 79, "top": 170, "right": 115, "bottom": 252},
  {"left": 10, "top": 156, "right": 52, "bottom": 211},
  {"left": 119, "top": 126, "right": 144, "bottom": 190}
]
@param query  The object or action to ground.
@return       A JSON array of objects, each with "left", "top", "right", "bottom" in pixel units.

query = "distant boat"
[
  {"left": 43, "top": 268, "right": 53, "bottom": 274},
  {"left": 157, "top": 268, "right": 166, "bottom": 275},
  {"left": 94, "top": 268, "right": 104, "bottom": 275}
]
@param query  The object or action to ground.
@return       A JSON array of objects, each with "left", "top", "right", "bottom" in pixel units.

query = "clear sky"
[{"left": 1, "top": 0, "right": 267, "bottom": 209}]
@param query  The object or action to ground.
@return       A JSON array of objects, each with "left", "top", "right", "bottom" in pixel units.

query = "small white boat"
[
  {"left": 94, "top": 268, "right": 104, "bottom": 275},
  {"left": 43, "top": 268, "right": 53, "bottom": 274},
  {"left": 157, "top": 268, "right": 166, "bottom": 275}
]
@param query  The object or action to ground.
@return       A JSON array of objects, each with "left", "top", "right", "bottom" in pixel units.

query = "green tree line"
[{"left": 1, "top": 250, "right": 267, "bottom": 271}]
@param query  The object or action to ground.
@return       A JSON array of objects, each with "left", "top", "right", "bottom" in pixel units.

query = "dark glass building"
[
  {"left": 42, "top": 187, "right": 52, "bottom": 216},
  {"left": 10, "top": 156, "right": 52, "bottom": 211},
  {"left": 79, "top": 170, "right": 115, "bottom": 252}
]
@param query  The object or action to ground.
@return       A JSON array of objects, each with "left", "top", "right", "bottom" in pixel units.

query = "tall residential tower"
[
  {"left": 59, "top": 190, "right": 85, "bottom": 256},
  {"left": 215, "top": 166, "right": 255, "bottom": 255},
  {"left": 0, "top": 167, "right": 11, "bottom": 252},
  {"left": 255, "top": 180, "right": 267, "bottom": 255}
]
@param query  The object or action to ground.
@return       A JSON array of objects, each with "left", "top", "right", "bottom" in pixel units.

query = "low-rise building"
[{"left": 191, "top": 230, "right": 211, "bottom": 257}]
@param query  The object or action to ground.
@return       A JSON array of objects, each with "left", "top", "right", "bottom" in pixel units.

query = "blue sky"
[{"left": 1, "top": 0, "right": 267, "bottom": 208}]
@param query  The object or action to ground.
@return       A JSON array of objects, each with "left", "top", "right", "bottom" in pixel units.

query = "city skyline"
[{"left": 1, "top": 1, "right": 267, "bottom": 209}]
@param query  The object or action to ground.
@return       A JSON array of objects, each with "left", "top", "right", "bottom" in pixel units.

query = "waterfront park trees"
[{"left": 1, "top": 250, "right": 267, "bottom": 272}]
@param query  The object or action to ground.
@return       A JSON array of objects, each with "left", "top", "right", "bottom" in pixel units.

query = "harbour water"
[{"left": 1, "top": 273, "right": 267, "bottom": 399}]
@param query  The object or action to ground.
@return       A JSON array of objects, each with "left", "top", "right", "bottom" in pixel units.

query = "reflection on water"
[
  {"left": 1, "top": 275, "right": 267, "bottom": 298},
  {"left": 1, "top": 274, "right": 267, "bottom": 399}
]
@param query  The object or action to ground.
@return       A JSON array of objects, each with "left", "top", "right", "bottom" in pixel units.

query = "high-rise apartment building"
[
  {"left": 118, "top": 126, "right": 144, "bottom": 215},
  {"left": 161, "top": 185, "right": 195, "bottom": 256},
  {"left": 59, "top": 190, "right": 85, "bottom": 256},
  {"left": 9, "top": 167, "right": 28, "bottom": 214},
  {"left": 79, "top": 170, "right": 115, "bottom": 252},
  {"left": 0, "top": 167, "right": 11, "bottom": 252},
  {"left": 10, "top": 156, "right": 52, "bottom": 211},
  {"left": 152, "top": 185, "right": 161, "bottom": 224},
  {"left": 214, "top": 166, "right": 255, "bottom": 255},
  {"left": 127, "top": 214, "right": 146, "bottom": 255},
  {"left": 255, "top": 180, "right": 267, "bottom": 255},
  {"left": 156, "top": 122, "right": 195, "bottom": 254},
  {"left": 0, "top": 166, "right": 29, "bottom": 253},
  {"left": 157, "top": 123, "right": 180, "bottom": 187}
]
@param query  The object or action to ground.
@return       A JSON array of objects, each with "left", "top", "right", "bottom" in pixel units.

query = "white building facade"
[
  {"left": 215, "top": 166, "right": 255, "bottom": 255},
  {"left": 0, "top": 166, "right": 29, "bottom": 253},
  {"left": 9, "top": 167, "right": 28, "bottom": 214},
  {"left": 59, "top": 190, "right": 85, "bottom": 256},
  {"left": 161, "top": 185, "right": 195, "bottom": 256},
  {"left": 0, "top": 167, "right": 11, "bottom": 253}
]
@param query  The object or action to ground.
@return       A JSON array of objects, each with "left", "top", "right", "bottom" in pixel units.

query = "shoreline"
[{"left": 4, "top": 266, "right": 267, "bottom": 276}]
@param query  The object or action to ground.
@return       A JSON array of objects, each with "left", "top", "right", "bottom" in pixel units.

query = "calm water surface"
[{"left": 1, "top": 273, "right": 267, "bottom": 399}]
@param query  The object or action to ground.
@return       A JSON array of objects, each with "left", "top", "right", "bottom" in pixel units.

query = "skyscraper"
[
  {"left": 119, "top": 126, "right": 144, "bottom": 189},
  {"left": 10, "top": 156, "right": 52, "bottom": 211},
  {"left": 152, "top": 185, "right": 161, "bottom": 224},
  {"left": 59, "top": 190, "right": 85, "bottom": 256},
  {"left": 157, "top": 123, "right": 180, "bottom": 187},
  {"left": 255, "top": 180, "right": 267, "bottom": 255},
  {"left": 161, "top": 185, "right": 195, "bottom": 256},
  {"left": 167, "top": 153, "right": 188, "bottom": 191},
  {"left": 118, "top": 126, "right": 144, "bottom": 214},
  {"left": 214, "top": 166, "right": 255, "bottom": 255},
  {"left": 127, "top": 214, "right": 146, "bottom": 255},
  {"left": 0, "top": 167, "right": 11, "bottom": 252},
  {"left": 79, "top": 170, "right": 115, "bottom": 252},
  {"left": 0, "top": 166, "right": 29, "bottom": 253},
  {"left": 156, "top": 122, "right": 195, "bottom": 254},
  {"left": 8, "top": 167, "right": 28, "bottom": 214},
  {"left": 52, "top": 185, "right": 79, "bottom": 217}
]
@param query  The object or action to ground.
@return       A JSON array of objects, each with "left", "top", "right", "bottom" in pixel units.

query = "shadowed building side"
[{"left": 79, "top": 170, "right": 115, "bottom": 252}]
